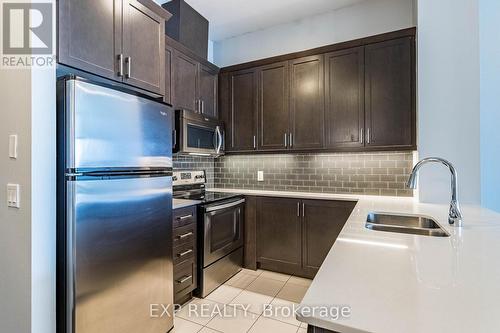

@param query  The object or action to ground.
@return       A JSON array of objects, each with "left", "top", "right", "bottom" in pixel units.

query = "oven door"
[{"left": 203, "top": 198, "right": 245, "bottom": 267}]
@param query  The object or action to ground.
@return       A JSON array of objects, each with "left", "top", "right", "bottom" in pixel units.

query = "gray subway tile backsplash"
[{"left": 173, "top": 151, "right": 415, "bottom": 197}]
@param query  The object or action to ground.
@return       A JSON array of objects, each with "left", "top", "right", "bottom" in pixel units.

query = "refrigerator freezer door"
[
  {"left": 66, "top": 176, "right": 173, "bottom": 333},
  {"left": 65, "top": 79, "right": 172, "bottom": 170}
]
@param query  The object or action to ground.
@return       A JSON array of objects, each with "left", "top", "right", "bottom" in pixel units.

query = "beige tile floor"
[{"left": 172, "top": 269, "right": 311, "bottom": 333}]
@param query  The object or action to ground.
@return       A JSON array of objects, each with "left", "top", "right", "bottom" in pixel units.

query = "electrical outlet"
[
  {"left": 7, "top": 184, "right": 20, "bottom": 208},
  {"left": 257, "top": 171, "right": 264, "bottom": 181}
]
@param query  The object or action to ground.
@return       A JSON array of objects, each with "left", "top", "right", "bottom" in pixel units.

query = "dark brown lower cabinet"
[
  {"left": 257, "top": 197, "right": 302, "bottom": 275},
  {"left": 302, "top": 200, "right": 356, "bottom": 277},
  {"left": 307, "top": 325, "right": 339, "bottom": 333},
  {"left": 253, "top": 196, "right": 356, "bottom": 278},
  {"left": 172, "top": 206, "right": 197, "bottom": 305}
]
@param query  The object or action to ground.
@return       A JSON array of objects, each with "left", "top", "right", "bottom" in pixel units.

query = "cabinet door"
[
  {"left": 199, "top": 65, "right": 218, "bottom": 118},
  {"left": 257, "top": 197, "right": 302, "bottom": 274},
  {"left": 258, "top": 62, "right": 290, "bottom": 150},
  {"left": 290, "top": 55, "right": 325, "bottom": 150},
  {"left": 58, "top": 0, "right": 122, "bottom": 80},
  {"left": 164, "top": 45, "right": 174, "bottom": 105},
  {"left": 365, "top": 37, "right": 415, "bottom": 148},
  {"left": 325, "top": 47, "right": 365, "bottom": 149},
  {"left": 227, "top": 69, "right": 258, "bottom": 152},
  {"left": 302, "top": 200, "right": 356, "bottom": 278},
  {"left": 122, "top": 0, "right": 165, "bottom": 94},
  {"left": 172, "top": 51, "right": 199, "bottom": 111}
]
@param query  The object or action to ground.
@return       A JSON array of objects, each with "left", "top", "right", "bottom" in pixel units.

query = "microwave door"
[{"left": 185, "top": 123, "right": 217, "bottom": 155}]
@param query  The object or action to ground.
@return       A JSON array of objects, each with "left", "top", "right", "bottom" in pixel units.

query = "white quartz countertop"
[
  {"left": 210, "top": 188, "right": 500, "bottom": 333},
  {"left": 173, "top": 198, "right": 200, "bottom": 210}
]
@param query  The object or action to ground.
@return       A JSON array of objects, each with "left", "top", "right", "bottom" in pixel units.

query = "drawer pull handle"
[
  {"left": 177, "top": 249, "right": 193, "bottom": 257},
  {"left": 177, "top": 232, "right": 193, "bottom": 239},
  {"left": 176, "top": 275, "right": 192, "bottom": 284},
  {"left": 176, "top": 214, "right": 193, "bottom": 221}
]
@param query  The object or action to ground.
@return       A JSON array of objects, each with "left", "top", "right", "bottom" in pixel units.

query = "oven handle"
[{"left": 205, "top": 198, "right": 245, "bottom": 212}]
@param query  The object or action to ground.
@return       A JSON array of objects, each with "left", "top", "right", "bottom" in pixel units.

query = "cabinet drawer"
[
  {"left": 173, "top": 222, "right": 196, "bottom": 247},
  {"left": 173, "top": 206, "right": 196, "bottom": 228},
  {"left": 174, "top": 258, "right": 196, "bottom": 295},
  {"left": 173, "top": 241, "right": 195, "bottom": 265}
]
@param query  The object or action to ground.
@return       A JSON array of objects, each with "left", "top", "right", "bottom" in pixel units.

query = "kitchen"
[{"left": 1, "top": 1, "right": 500, "bottom": 333}]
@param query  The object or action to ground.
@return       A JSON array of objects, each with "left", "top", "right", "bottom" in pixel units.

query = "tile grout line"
[{"left": 182, "top": 270, "right": 308, "bottom": 333}]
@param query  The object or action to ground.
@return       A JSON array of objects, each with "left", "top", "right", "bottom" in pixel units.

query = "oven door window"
[
  {"left": 187, "top": 124, "right": 216, "bottom": 150},
  {"left": 204, "top": 203, "right": 244, "bottom": 267}
]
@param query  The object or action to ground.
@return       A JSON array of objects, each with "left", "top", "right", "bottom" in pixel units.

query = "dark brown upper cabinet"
[
  {"left": 122, "top": 0, "right": 165, "bottom": 94},
  {"left": 365, "top": 37, "right": 416, "bottom": 149},
  {"left": 198, "top": 64, "right": 218, "bottom": 118},
  {"left": 167, "top": 37, "right": 219, "bottom": 117},
  {"left": 164, "top": 45, "right": 174, "bottom": 105},
  {"left": 324, "top": 47, "right": 365, "bottom": 149},
  {"left": 258, "top": 62, "right": 290, "bottom": 151},
  {"left": 289, "top": 55, "right": 325, "bottom": 150},
  {"left": 58, "top": 0, "right": 168, "bottom": 95},
  {"left": 58, "top": 0, "right": 122, "bottom": 81},
  {"left": 219, "top": 28, "right": 416, "bottom": 154},
  {"left": 256, "top": 197, "right": 302, "bottom": 274},
  {"left": 224, "top": 68, "right": 258, "bottom": 152},
  {"left": 172, "top": 50, "right": 199, "bottom": 111}
]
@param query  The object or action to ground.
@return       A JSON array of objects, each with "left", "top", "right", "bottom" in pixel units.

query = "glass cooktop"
[{"left": 174, "top": 191, "right": 241, "bottom": 204}]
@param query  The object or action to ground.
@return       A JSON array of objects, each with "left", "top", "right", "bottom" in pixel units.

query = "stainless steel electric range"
[{"left": 173, "top": 170, "right": 245, "bottom": 297}]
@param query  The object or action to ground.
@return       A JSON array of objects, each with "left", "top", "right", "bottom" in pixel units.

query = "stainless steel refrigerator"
[{"left": 57, "top": 77, "right": 174, "bottom": 333}]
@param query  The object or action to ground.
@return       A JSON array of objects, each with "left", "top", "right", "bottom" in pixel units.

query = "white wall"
[
  {"left": 479, "top": 0, "right": 500, "bottom": 212},
  {"left": 0, "top": 68, "right": 32, "bottom": 333},
  {"left": 213, "top": 0, "right": 416, "bottom": 67},
  {"left": 417, "top": 0, "right": 481, "bottom": 205},
  {"left": 30, "top": 67, "right": 57, "bottom": 333}
]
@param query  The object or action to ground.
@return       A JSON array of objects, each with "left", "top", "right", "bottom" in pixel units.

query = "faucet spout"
[{"left": 406, "top": 157, "right": 463, "bottom": 227}]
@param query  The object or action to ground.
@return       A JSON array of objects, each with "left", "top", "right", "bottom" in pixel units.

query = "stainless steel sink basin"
[{"left": 366, "top": 213, "right": 450, "bottom": 237}]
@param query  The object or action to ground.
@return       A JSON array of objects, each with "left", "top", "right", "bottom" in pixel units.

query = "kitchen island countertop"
[{"left": 210, "top": 188, "right": 500, "bottom": 333}]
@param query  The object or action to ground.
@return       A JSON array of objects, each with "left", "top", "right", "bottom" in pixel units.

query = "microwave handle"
[{"left": 215, "top": 126, "right": 223, "bottom": 154}]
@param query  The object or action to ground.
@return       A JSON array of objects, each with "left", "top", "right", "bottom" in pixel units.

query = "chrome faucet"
[{"left": 406, "top": 157, "right": 463, "bottom": 227}]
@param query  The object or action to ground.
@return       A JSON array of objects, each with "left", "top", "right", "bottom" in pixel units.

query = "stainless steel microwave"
[{"left": 174, "top": 109, "right": 225, "bottom": 157}]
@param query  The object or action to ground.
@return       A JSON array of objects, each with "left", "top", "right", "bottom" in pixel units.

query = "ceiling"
[{"left": 158, "top": 0, "right": 365, "bottom": 41}]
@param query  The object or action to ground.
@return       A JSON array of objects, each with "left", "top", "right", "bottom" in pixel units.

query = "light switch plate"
[
  {"left": 7, "top": 184, "right": 20, "bottom": 208},
  {"left": 9, "top": 134, "right": 17, "bottom": 159},
  {"left": 257, "top": 171, "right": 264, "bottom": 181}
]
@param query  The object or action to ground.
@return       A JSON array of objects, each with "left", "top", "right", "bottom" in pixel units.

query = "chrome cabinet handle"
[
  {"left": 367, "top": 128, "right": 371, "bottom": 144},
  {"left": 253, "top": 135, "right": 256, "bottom": 149},
  {"left": 177, "top": 231, "right": 193, "bottom": 239},
  {"left": 177, "top": 249, "right": 193, "bottom": 257},
  {"left": 284, "top": 133, "right": 288, "bottom": 147},
  {"left": 173, "top": 129, "right": 177, "bottom": 149},
  {"left": 289, "top": 133, "right": 293, "bottom": 148},
  {"left": 201, "top": 100, "right": 205, "bottom": 114},
  {"left": 117, "top": 54, "right": 124, "bottom": 77},
  {"left": 176, "top": 275, "right": 192, "bottom": 284},
  {"left": 297, "top": 202, "right": 300, "bottom": 217},
  {"left": 176, "top": 214, "right": 192, "bottom": 221},
  {"left": 125, "top": 56, "right": 131, "bottom": 79},
  {"left": 302, "top": 203, "right": 305, "bottom": 217},
  {"left": 360, "top": 128, "right": 364, "bottom": 144}
]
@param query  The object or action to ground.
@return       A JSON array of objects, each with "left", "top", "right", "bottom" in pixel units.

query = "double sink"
[{"left": 366, "top": 213, "right": 450, "bottom": 237}]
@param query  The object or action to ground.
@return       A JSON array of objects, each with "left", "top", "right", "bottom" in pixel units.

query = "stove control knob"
[{"left": 172, "top": 176, "right": 178, "bottom": 181}]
